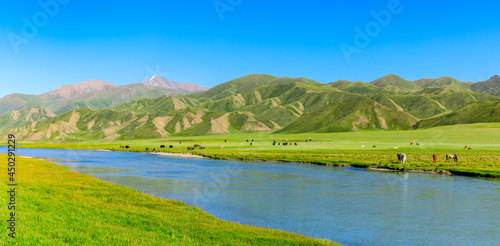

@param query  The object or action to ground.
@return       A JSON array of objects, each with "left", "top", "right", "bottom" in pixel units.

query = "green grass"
[
  {"left": 22, "top": 123, "right": 500, "bottom": 178},
  {"left": 0, "top": 155, "right": 338, "bottom": 245}
]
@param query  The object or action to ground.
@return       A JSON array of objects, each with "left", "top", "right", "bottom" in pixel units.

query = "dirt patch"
[{"left": 210, "top": 113, "right": 230, "bottom": 134}]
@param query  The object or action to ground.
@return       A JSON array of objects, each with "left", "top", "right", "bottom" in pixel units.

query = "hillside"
[
  {"left": 191, "top": 74, "right": 323, "bottom": 100},
  {"left": 470, "top": 75, "right": 500, "bottom": 96},
  {"left": 413, "top": 76, "right": 472, "bottom": 91},
  {"left": 414, "top": 101, "right": 500, "bottom": 129},
  {"left": 0, "top": 75, "right": 209, "bottom": 116},
  {"left": 369, "top": 74, "right": 417, "bottom": 90},
  {"left": 0, "top": 106, "right": 55, "bottom": 133},
  {"left": 277, "top": 99, "right": 418, "bottom": 133}
]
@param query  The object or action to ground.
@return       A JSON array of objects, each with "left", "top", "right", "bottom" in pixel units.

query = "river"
[{"left": 16, "top": 148, "right": 500, "bottom": 246}]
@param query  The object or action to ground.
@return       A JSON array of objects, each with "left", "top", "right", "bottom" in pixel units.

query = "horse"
[
  {"left": 187, "top": 147, "right": 194, "bottom": 150},
  {"left": 433, "top": 154, "right": 437, "bottom": 163},
  {"left": 446, "top": 154, "right": 458, "bottom": 162},
  {"left": 397, "top": 153, "right": 407, "bottom": 164}
]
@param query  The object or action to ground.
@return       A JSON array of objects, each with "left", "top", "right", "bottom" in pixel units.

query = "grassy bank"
[
  {"left": 0, "top": 155, "right": 337, "bottom": 245},
  {"left": 22, "top": 123, "right": 500, "bottom": 178}
]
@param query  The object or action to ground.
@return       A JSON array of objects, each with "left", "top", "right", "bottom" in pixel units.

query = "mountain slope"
[
  {"left": 414, "top": 101, "right": 500, "bottom": 129},
  {"left": 470, "top": 75, "right": 500, "bottom": 96},
  {"left": 413, "top": 77, "right": 471, "bottom": 91},
  {"left": 369, "top": 74, "right": 417, "bottom": 90},
  {"left": 277, "top": 99, "right": 418, "bottom": 133},
  {"left": 191, "top": 74, "right": 323, "bottom": 100},
  {"left": 0, "top": 106, "right": 55, "bottom": 133}
]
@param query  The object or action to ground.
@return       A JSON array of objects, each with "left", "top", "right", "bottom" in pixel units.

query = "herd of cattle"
[{"left": 117, "top": 140, "right": 463, "bottom": 163}]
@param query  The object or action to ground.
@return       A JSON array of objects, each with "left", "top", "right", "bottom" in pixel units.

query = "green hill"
[
  {"left": 0, "top": 106, "right": 55, "bottom": 133},
  {"left": 369, "top": 74, "right": 417, "bottom": 90},
  {"left": 470, "top": 75, "right": 500, "bottom": 96},
  {"left": 192, "top": 74, "right": 323, "bottom": 100},
  {"left": 277, "top": 99, "right": 418, "bottom": 133},
  {"left": 414, "top": 101, "right": 500, "bottom": 129},
  {"left": 413, "top": 76, "right": 471, "bottom": 91}
]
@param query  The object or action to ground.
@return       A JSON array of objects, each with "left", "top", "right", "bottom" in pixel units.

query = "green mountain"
[
  {"left": 277, "top": 99, "right": 418, "bottom": 133},
  {"left": 0, "top": 106, "right": 55, "bottom": 133},
  {"left": 369, "top": 74, "right": 417, "bottom": 90},
  {"left": 3, "top": 73, "right": 500, "bottom": 141},
  {"left": 470, "top": 75, "right": 500, "bottom": 97},
  {"left": 413, "top": 76, "right": 472, "bottom": 91},
  {"left": 191, "top": 74, "right": 323, "bottom": 100},
  {"left": 414, "top": 101, "right": 500, "bottom": 129}
]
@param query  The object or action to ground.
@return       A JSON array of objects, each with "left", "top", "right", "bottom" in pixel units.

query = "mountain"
[
  {"left": 277, "top": 99, "right": 418, "bottom": 133},
  {"left": 470, "top": 75, "right": 500, "bottom": 97},
  {"left": 144, "top": 75, "right": 209, "bottom": 92},
  {"left": 413, "top": 76, "right": 472, "bottom": 91},
  {"left": 0, "top": 75, "right": 209, "bottom": 116},
  {"left": 191, "top": 74, "right": 323, "bottom": 100},
  {"left": 0, "top": 106, "right": 55, "bottom": 133},
  {"left": 369, "top": 74, "right": 417, "bottom": 90},
  {"left": 3, "top": 73, "right": 500, "bottom": 141},
  {"left": 414, "top": 101, "right": 500, "bottom": 129}
]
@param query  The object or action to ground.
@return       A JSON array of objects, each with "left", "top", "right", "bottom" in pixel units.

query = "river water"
[{"left": 16, "top": 148, "right": 500, "bottom": 246}]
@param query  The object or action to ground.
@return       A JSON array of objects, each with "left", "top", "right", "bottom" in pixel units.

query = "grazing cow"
[
  {"left": 468, "top": 147, "right": 472, "bottom": 150},
  {"left": 224, "top": 140, "right": 227, "bottom": 142},
  {"left": 250, "top": 143, "right": 252, "bottom": 146},
  {"left": 169, "top": 145, "right": 173, "bottom": 148},
  {"left": 152, "top": 148, "right": 156, "bottom": 152},
  {"left": 199, "top": 146, "right": 205, "bottom": 149},
  {"left": 125, "top": 146, "right": 130, "bottom": 149},
  {"left": 273, "top": 143, "right": 276, "bottom": 146},
  {"left": 187, "top": 147, "right": 194, "bottom": 150},
  {"left": 120, "top": 145, "right": 124, "bottom": 148},
  {"left": 294, "top": 143, "right": 297, "bottom": 146},
  {"left": 416, "top": 143, "right": 420, "bottom": 146},
  {"left": 397, "top": 153, "right": 407, "bottom": 164},
  {"left": 220, "top": 146, "right": 225, "bottom": 149},
  {"left": 146, "top": 148, "right": 149, "bottom": 152},
  {"left": 194, "top": 144, "right": 200, "bottom": 148},
  {"left": 252, "top": 139, "right": 254, "bottom": 142},
  {"left": 246, "top": 139, "right": 249, "bottom": 142},
  {"left": 464, "top": 146, "right": 468, "bottom": 149},
  {"left": 361, "top": 145, "right": 365, "bottom": 148},
  {"left": 446, "top": 154, "right": 458, "bottom": 162},
  {"left": 394, "top": 147, "right": 398, "bottom": 149},
  {"left": 373, "top": 146, "right": 376, "bottom": 148},
  {"left": 433, "top": 154, "right": 437, "bottom": 163},
  {"left": 160, "top": 145, "right": 165, "bottom": 148}
]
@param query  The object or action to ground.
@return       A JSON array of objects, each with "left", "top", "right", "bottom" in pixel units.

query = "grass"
[
  {"left": 0, "top": 155, "right": 338, "bottom": 245},
  {"left": 21, "top": 123, "right": 500, "bottom": 178}
]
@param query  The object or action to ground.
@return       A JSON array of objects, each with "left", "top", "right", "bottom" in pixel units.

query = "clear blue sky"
[{"left": 0, "top": 0, "right": 499, "bottom": 98}]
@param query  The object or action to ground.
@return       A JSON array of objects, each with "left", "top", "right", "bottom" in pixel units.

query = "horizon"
[{"left": 1, "top": 1, "right": 499, "bottom": 98}]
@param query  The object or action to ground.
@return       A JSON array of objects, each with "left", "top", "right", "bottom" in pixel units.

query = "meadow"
[
  {"left": 0, "top": 154, "right": 337, "bottom": 245},
  {"left": 23, "top": 123, "right": 500, "bottom": 178}
]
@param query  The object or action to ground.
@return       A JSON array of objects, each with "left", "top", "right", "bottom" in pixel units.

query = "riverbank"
[{"left": 0, "top": 154, "right": 338, "bottom": 245}]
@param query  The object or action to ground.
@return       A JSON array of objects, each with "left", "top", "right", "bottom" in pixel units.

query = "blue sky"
[{"left": 0, "top": 0, "right": 499, "bottom": 98}]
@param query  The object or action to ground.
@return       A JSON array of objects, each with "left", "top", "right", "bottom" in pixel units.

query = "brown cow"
[{"left": 187, "top": 147, "right": 194, "bottom": 150}]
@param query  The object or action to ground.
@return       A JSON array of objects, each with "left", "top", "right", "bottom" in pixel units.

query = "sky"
[{"left": 0, "top": 0, "right": 499, "bottom": 98}]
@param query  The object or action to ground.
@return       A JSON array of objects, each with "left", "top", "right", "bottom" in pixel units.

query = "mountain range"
[
  {"left": 0, "top": 75, "right": 210, "bottom": 116},
  {"left": 2, "top": 74, "right": 500, "bottom": 142}
]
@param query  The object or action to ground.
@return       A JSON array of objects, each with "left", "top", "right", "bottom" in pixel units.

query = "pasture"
[{"left": 22, "top": 123, "right": 500, "bottom": 178}]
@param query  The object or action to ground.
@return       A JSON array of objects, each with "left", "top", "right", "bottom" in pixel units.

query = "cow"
[
  {"left": 397, "top": 153, "right": 407, "bottom": 164},
  {"left": 294, "top": 143, "right": 297, "bottom": 146},
  {"left": 194, "top": 144, "right": 200, "bottom": 148},
  {"left": 220, "top": 146, "right": 225, "bottom": 149},
  {"left": 125, "top": 146, "right": 130, "bottom": 149},
  {"left": 187, "top": 147, "right": 194, "bottom": 150},
  {"left": 169, "top": 145, "right": 173, "bottom": 148},
  {"left": 145, "top": 148, "right": 149, "bottom": 152},
  {"left": 160, "top": 145, "right": 166, "bottom": 148},
  {"left": 433, "top": 154, "right": 437, "bottom": 163},
  {"left": 446, "top": 154, "right": 458, "bottom": 162},
  {"left": 120, "top": 145, "right": 124, "bottom": 148},
  {"left": 199, "top": 146, "right": 205, "bottom": 149}
]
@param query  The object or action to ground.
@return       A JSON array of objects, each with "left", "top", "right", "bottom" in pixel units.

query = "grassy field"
[
  {"left": 0, "top": 155, "right": 338, "bottom": 245},
  {"left": 21, "top": 123, "right": 500, "bottom": 178}
]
